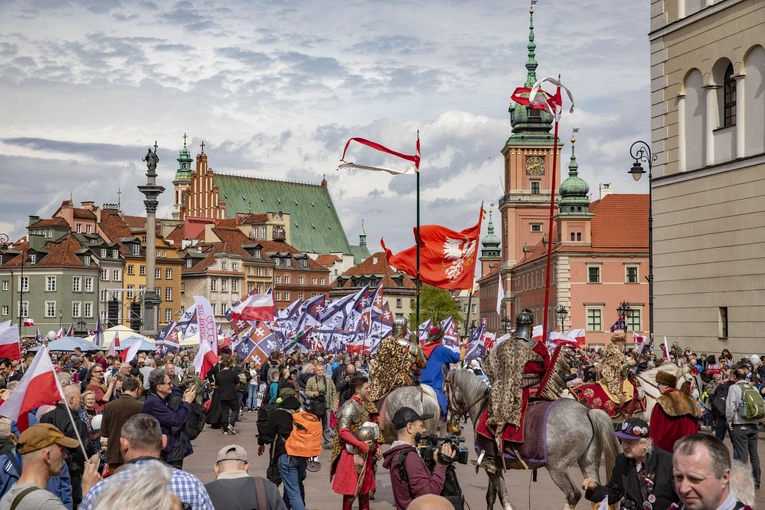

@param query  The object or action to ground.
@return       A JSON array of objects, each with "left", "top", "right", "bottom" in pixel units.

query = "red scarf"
[{"left": 422, "top": 343, "right": 440, "bottom": 359}]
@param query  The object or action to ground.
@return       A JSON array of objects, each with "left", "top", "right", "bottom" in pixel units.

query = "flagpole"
[
  {"left": 541, "top": 79, "right": 561, "bottom": 348},
  {"left": 415, "top": 130, "right": 421, "bottom": 329},
  {"left": 61, "top": 393, "right": 91, "bottom": 462}
]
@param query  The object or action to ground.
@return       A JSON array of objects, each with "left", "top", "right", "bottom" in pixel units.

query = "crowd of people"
[{"left": 0, "top": 328, "right": 760, "bottom": 509}]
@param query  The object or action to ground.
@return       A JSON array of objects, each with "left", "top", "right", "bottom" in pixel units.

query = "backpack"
[
  {"left": 184, "top": 401, "right": 207, "bottom": 440},
  {"left": 712, "top": 383, "right": 730, "bottom": 416},
  {"left": 737, "top": 382, "right": 765, "bottom": 420},
  {"left": 284, "top": 411, "right": 322, "bottom": 457},
  {"left": 397, "top": 449, "right": 464, "bottom": 510}
]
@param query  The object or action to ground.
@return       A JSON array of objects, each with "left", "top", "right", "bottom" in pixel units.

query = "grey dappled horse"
[
  {"left": 381, "top": 384, "right": 441, "bottom": 444},
  {"left": 447, "top": 369, "right": 619, "bottom": 510}
]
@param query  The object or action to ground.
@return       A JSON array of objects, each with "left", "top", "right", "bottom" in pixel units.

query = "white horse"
[{"left": 562, "top": 363, "right": 698, "bottom": 422}]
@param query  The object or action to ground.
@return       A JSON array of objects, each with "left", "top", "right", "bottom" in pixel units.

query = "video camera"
[{"left": 415, "top": 433, "right": 469, "bottom": 468}]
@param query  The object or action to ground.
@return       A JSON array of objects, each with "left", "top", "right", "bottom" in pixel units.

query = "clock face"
[{"left": 525, "top": 156, "right": 545, "bottom": 176}]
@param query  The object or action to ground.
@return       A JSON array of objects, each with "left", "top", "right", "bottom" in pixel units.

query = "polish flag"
[
  {"left": 229, "top": 293, "right": 276, "bottom": 322},
  {"left": 55, "top": 328, "right": 63, "bottom": 339},
  {"left": 0, "top": 346, "right": 64, "bottom": 431},
  {"left": 0, "top": 323, "right": 22, "bottom": 361},
  {"left": 22, "top": 318, "right": 34, "bottom": 327},
  {"left": 193, "top": 340, "right": 217, "bottom": 381},
  {"left": 532, "top": 325, "right": 544, "bottom": 341},
  {"left": 567, "top": 328, "right": 586, "bottom": 346},
  {"left": 107, "top": 332, "right": 120, "bottom": 358},
  {"left": 633, "top": 332, "right": 648, "bottom": 353},
  {"left": 120, "top": 339, "right": 142, "bottom": 364},
  {"left": 338, "top": 136, "right": 420, "bottom": 175},
  {"left": 662, "top": 336, "right": 671, "bottom": 361},
  {"left": 549, "top": 331, "right": 579, "bottom": 348}
]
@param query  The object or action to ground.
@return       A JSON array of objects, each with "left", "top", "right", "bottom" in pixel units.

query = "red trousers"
[{"left": 342, "top": 494, "right": 370, "bottom": 510}]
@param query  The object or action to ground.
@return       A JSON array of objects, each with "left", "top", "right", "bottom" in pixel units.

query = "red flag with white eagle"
[
  {"left": 0, "top": 346, "right": 64, "bottom": 430},
  {"left": 381, "top": 208, "right": 482, "bottom": 291},
  {"left": 338, "top": 136, "right": 420, "bottom": 175}
]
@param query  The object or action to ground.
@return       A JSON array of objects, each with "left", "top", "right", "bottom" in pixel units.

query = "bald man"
[{"left": 408, "top": 494, "right": 454, "bottom": 510}]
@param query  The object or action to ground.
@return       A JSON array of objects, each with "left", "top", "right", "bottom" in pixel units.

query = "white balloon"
[
  {"left": 751, "top": 354, "right": 761, "bottom": 365},
  {"left": 90, "top": 414, "right": 102, "bottom": 431},
  {"left": 46, "top": 331, "right": 56, "bottom": 341}
]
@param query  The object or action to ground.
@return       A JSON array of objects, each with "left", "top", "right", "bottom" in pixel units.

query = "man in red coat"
[{"left": 649, "top": 369, "right": 701, "bottom": 453}]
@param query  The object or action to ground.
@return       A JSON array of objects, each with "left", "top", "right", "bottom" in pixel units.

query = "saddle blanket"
[
  {"left": 475, "top": 400, "right": 558, "bottom": 464},
  {"left": 570, "top": 380, "right": 646, "bottom": 419}
]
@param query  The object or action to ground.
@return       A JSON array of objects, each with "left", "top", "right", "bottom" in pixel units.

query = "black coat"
[
  {"left": 215, "top": 368, "right": 239, "bottom": 401},
  {"left": 585, "top": 447, "right": 678, "bottom": 510},
  {"left": 39, "top": 403, "right": 94, "bottom": 474}
]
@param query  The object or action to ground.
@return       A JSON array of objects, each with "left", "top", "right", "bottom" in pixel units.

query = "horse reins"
[{"left": 445, "top": 372, "right": 489, "bottom": 420}]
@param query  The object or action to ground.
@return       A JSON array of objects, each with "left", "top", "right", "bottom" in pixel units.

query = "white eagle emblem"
[{"left": 442, "top": 237, "right": 476, "bottom": 281}]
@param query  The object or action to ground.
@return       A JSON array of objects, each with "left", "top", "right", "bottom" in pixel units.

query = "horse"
[
  {"left": 561, "top": 363, "right": 698, "bottom": 422},
  {"left": 379, "top": 384, "right": 442, "bottom": 444},
  {"left": 447, "top": 369, "right": 619, "bottom": 510}
]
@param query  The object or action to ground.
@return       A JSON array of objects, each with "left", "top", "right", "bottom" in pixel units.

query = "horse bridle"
[{"left": 444, "top": 371, "right": 489, "bottom": 420}]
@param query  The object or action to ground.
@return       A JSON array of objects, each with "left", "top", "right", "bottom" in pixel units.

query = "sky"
[{"left": 0, "top": 0, "right": 651, "bottom": 260}]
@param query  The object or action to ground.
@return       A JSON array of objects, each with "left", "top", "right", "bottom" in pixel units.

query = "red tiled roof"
[
  {"left": 72, "top": 208, "right": 97, "bottom": 220},
  {"left": 97, "top": 211, "right": 133, "bottom": 254},
  {"left": 316, "top": 254, "right": 342, "bottom": 266},
  {"left": 338, "top": 251, "right": 416, "bottom": 289},
  {"left": 3, "top": 234, "right": 89, "bottom": 269},
  {"left": 123, "top": 216, "right": 146, "bottom": 229},
  {"left": 30, "top": 218, "right": 70, "bottom": 229}
]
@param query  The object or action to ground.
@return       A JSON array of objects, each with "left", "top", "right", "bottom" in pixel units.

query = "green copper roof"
[
  {"left": 213, "top": 174, "right": 353, "bottom": 255},
  {"left": 506, "top": 5, "right": 556, "bottom": 146},
  {"left": 174, "top": 134, "right": 193, "bottom": 184},
  {"left": 481, "top": 209, "right": 501, "bottom": 258},
  {"left": 559, "top": 136, "right": 591, "bottom": 214},
  {"left": 350, "top": 244, "right": 371, "bottom": 265}
]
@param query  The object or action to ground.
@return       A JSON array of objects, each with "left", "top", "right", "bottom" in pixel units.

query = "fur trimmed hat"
[
  {"left": 655, "top": 369, "right": 678, "bottom": 388},
  {"left": 427, "top": 326, "right": 444, "bottom": 344}
]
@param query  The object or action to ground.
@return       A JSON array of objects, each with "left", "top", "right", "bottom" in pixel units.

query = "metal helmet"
[
  {"left": 392, "top": 316, "right": 408, "bottom": 338},
  {"left": 513, "top": 309, "right": 535, "bottom": 348}
]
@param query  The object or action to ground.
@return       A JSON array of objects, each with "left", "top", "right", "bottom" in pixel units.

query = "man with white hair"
[{"left": 583, "top": 418, "right": 677, "bottom": 509}]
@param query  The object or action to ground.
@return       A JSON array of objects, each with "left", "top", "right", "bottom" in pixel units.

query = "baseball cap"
[
  {"left": 217, "top": 444, "right": 248, "bottom": 463},
  {"left": 392, "top": 407, "right": 434, "bottom": 430},
  {"left": 17, "top": 424, "right": 79, "bottom": 455},
  {"left": 614, "top": 418, "right": 649, "bottom": 441}
]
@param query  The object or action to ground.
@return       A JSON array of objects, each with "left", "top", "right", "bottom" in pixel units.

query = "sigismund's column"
[{"left": 139, "top": 142, "right": 165, "bottom": 336}]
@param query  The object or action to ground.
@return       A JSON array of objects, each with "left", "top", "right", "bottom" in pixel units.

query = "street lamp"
[
  {"left": 468, "top": 320, "right": 477, "bottom": 338},
  {"left": 556, "top": 306, "right": 568, "bottom": 332},
  {"left": 76, "top": 320, "right": 87, "bottom": 336},
  {"left": 59, "top": 310, "right": 63, "bottom": 329},
  {"left": 617, "top": 301, "right": 631, "bottom": 330},
  {"left": 628, "top": 140, "right": 656, "bottom": 342},
  {"left": 501, "top": 313, "right": 511, "bottom": 334}
]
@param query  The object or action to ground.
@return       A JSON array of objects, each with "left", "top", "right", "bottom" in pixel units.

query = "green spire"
[
  {"left": 173, "top": 133, "right": 193, "bottom": 184},
  {"left": 359, "top": 220, "right": 367, "bottom": 248},
  {"left": 559, "top": 133, "right": 592, "bottom": 215},
  {"left": 481, "top": 207, "right": 501, "bottom": 258},
  {"left": 525, "top": 3, "right": 538, "bottom": 88}
]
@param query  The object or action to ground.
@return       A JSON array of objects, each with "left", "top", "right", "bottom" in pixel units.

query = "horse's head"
[{"left": 446, "top": 369, "right": 490, "bottom": 420}]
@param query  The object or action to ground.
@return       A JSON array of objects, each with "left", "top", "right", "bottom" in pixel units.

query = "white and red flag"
[
  {"left": 662, "top": 336, "right": 671, "bottom": 360},
  {"left": 22, "top": 318, "right": 34, "bottom": 327},
  {"left": 532, "top": 325, "right": 544, "bottom": 341},
  {"left": 120, "top": 338, "right": 142, "bottom": 364},
  {"left": 567, "top": 328, "right": 586, "bottom": 346},
  {"left": 194, "top": 339, "right": 217, "bottom": 380},
  {"left": 549, "top": 332, "right": 579, "bottom": 349},
  {"left": 194, "top": 296, "right": 218, "bottom": 356},
  {"left": 0, "top": 322, "right": 21, "bottom": 361},
  {"left": 338, "top": 137, "right": 420, "bottom": 175},
  {"left": 107, "top": 332, "right": 120, "bottom": 358},
  {"left": 55, "top": 328, "right": 63, "bottom": 339},
  {"left": 633, "top": 332, "right": 648, "bottom": 353},
  {"left": 229, "top": 293, "right": 275, "bottom": 323},
  {"left": 511, "top": 76, "right": 575, "bottom": 121},
  {"left": 0, "top": 346, "right": 64, "bottom": 431}
]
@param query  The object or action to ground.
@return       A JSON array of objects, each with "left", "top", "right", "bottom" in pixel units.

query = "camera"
[{"left": 415, "top": 433, "right": 469, "bottom": 467}]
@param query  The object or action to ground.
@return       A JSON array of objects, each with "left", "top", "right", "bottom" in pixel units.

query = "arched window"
[{"left": 723, "top": 63, "right": 736, "bottom": 128}]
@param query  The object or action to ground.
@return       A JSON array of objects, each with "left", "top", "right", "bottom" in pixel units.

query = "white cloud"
[{"left": 0, "top": 0, "right": 651, "bottom": 253}]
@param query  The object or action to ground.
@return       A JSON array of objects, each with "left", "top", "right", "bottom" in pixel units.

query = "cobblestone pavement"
[{"left": 184, "top": 412, "right": 765, "bottom": 509}]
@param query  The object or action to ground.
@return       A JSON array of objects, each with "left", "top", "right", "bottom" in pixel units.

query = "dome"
[
  {"left": 481, "top": 208, "right": 501, "bottom": 258},
  {"left": 558, "top": 136, "right": 591, "bottom": 214}
]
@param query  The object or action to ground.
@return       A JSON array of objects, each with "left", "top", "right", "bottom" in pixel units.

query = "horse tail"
[{"left": 587, "top": 409, "right": 618, "bottom": 482}]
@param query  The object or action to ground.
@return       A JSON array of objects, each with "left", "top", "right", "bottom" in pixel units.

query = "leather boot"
[{"left": 471, "top": 441, "right": 498, "bottom": 475}]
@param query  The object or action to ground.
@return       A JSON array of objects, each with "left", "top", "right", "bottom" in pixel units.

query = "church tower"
[
  {"left": 172, "top": 134, "right": 193, "bottom": 220},
  {"left": 480, "top": 207, "right": 501, "bottom": 277},
  {"left": 555, "top": 133, "right": 594, "bottom": 245},
  {"left": 498, "top": 2, "right": 563, "bottom": 270}
]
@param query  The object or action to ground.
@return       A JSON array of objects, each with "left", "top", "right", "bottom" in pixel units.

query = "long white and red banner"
[
  {"left": 338, "top": 137, "right": 420, "bottom": 175},
  {"left": 194, "top": 296, "right": 218, "bottom": 356}
]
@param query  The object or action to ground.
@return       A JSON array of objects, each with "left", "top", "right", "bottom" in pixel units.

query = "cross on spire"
[
  {"left": 117, "top": 188, "right": 122, "bottom": 209},
  {"left": 183, "top": 133, "right": 187, "bottom": 147},
  {"left": 200, "top": 141, "right": 205, "bottom": 154}
]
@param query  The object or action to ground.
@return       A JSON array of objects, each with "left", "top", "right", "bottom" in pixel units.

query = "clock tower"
[{"left": 498, "top": 2, "right": 562, "bottom": 270}]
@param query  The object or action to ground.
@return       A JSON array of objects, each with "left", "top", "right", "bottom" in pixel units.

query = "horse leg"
[
  {"left": 485, "top": 474, "right": 497, "bottom": 509},
  {"left": 488, "top": 470, "right": 514, "bottom": 510},
  {"left": 546, "top": 467, "right": 581, "bottom": 510},
  {"left": 577, "top": 432, "right": 602, "bottom": 484}
]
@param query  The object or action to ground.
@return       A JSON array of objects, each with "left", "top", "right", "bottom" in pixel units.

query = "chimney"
[{"left": 599, "top": 183, "right": 613, "bottom": 200}]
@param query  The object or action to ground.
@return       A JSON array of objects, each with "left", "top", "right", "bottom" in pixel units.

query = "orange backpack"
[{"left": 285, "top": 411, "right": 323, "bottom": 457}]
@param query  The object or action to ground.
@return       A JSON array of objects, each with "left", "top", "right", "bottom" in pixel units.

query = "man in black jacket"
[
  {"left": 583, "top": 418, "right": 677, "bottom": 510},
  {"left": 214, "top": 354, "right": 240, "bottom": 435},
  {"left": 39, "top": 383, "right": 94, "bottom": 507},
  {"left": 334, "top": 363, "right": 356, "bottom": 405}
]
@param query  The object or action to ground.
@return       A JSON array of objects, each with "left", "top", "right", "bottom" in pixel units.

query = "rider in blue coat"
[{"left": 419, "top": 326, "right": 466, "bottom": 434}]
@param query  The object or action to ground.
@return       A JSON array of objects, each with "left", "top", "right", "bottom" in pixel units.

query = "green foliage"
[{"left": 408, "top": 285, "right": 463, "bottom": 332}]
